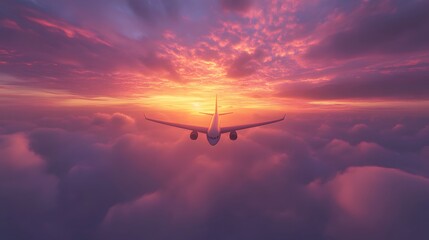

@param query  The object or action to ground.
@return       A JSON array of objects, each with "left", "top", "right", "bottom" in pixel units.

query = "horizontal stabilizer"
[
  {"left": 219, "top": 112, "right": 233, "bottom": 116},
  {"left": 199, "top": 112, "right": 233, "bottom": 116},
  {"left": 199, "top": 112, "right": 213, "bottom": 116}
]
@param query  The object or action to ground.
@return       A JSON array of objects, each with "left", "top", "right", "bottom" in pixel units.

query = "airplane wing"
[
  {"left": 220, "top": 115, "right": 285, "bottom": 133},
  {"left": 145, "top": 114, "right": 208, "bottom": 133}
]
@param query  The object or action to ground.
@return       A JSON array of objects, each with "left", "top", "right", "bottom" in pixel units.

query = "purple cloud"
[
  {"left": 128, "top": 0, "right": 180, "bottom": 24},
  {"left": 279, "top": 70, "right": 429, "bottom": 100},
  {"left": 227, "top": 48, "right": 265, "bottom": 78},
  {"left": 2, "top": 110, "right": 429, "bottom": 239},
  {"left": 0, "top": 134, "right": 59, "bottom": 240},
  {"left": 220, "top": 0, "right": 253, "bottom": 12},
  {"left": 304, "top": 0, "right": 429, "bottom": 61},
  {"left": 311, "top": 166, "right": 429, "bottom": 240},
  {"left": 140, "top": 51, "right": 181, "bottom": 81}
]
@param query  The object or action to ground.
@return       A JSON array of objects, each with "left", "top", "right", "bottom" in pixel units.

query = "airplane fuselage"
[{"left": 207, "top": 111, "right": 221, "bottom": 146}]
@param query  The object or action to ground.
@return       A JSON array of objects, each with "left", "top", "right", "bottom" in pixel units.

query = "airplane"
[{"left": 145, "top": 96, "right": 285, "bottom": 146}]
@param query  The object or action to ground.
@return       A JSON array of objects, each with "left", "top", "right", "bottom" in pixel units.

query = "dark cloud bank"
[
  {"left": 1, "top": 110, "right": 429, "bottom": 240},
  {"left": 304, "top": 0, "right": 429, "bottom": 61},
  {"left": 279, "top": 69, "right": 429, "bottom": 100}
]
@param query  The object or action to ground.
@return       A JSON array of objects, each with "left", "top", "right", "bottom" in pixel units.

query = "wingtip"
[
  {"left": 144, "top": 113, "right": 148, "bottom": 119},
  {"left": 282, "top": 114, "right": 286, "bottom": 120}
]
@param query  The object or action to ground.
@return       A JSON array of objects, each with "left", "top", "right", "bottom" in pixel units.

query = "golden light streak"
[{"left": 2, "top": 82, "right": 428, "bottom": 115}]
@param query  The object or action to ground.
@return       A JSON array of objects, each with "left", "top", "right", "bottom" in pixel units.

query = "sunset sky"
[{"left": 1, "top": 0, "right": 429, "bottom": 239}]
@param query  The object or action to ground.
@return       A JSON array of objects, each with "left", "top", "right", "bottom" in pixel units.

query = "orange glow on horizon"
[{"left": 2, "top": 83, "right": 428, "bottom": 116}]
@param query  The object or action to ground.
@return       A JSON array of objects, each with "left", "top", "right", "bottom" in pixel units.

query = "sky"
[{"left": 1, "top": 0, "right": 429, "bottom": 239}]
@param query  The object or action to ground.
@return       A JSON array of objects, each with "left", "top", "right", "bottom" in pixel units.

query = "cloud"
[
  {"left": 92, "top": 112, "right": 136, "bottom": 130},
  {"left": 278, "top": 70, "right": 429, "bottom": 100},
  {"left": 28, "top": 128, "right": 99, "bottom": 176},
  {"left": 140, "top": 51, "right": 181, "bottom": 81},
  {"left": 1, "top": 0, "right": 429, "bottom": 102},
  {"left": 0, "top": 1, "right": 137, "bottom": 95},
  {"left": 99, "top": 154, "right": 230, "bottom": 239},
  {"left": 0, "top": 110, "right": 428, "bottom": 239},
  {"left": 321, "top": 139, "right": 393, "bottom": 170},
  {"left": 227, "top": 48, "right": 265, "bottom": 78},
  {"left": 128, "top": 0, "right": 180, "bottom": 24},
  {"left": 220, "top": 0, "right": 253, "bottom": 12},
  {"left": 310, "top": 166, "right": 429, "bottom": 240},
  {"left": 0, "top": 0, "right": 188, "bottom": 95},
  {"left": 0, "top": 134, "right": 59, "bottom": 240},
  {"left": 304, "top": 0, "right": 429, "bottom": 61}
]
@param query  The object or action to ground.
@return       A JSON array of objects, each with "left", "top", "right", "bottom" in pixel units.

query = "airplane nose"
[
  {"left": 207, "top": 135, "right": 219, "bottom": 146},
  {"left": 208, "top": 139, "right": 217, "bottom": 146}
]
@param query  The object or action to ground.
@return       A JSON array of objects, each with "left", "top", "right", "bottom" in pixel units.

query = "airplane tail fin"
[
  {"left": 215, "top": 95, "right": 218, "bottom": 114},
  {"left": 214, "top": 95, "right": 232, "bottom": 116}
]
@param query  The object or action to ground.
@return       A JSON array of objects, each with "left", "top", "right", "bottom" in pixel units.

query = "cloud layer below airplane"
[{"left": 1, "top": 110, "right": 429, "bottom": 239}]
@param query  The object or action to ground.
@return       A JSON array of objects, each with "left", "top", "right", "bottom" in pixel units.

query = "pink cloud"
[
  {"left": 220, "top": 0, "right": 254, "bottom": 12},
  {"left": 348, "top": 123, "right": 369, "bottom": 134},
  {"left": 0, "top": 133, "right": 59, "bottom": 238},
  {"left": 310, "top": 166, "right": 429, "bottom": 239}
]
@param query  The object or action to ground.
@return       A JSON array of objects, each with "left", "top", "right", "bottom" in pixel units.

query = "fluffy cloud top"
[{"left": 1, "top": 110, "right": 428, "bottom": 239}]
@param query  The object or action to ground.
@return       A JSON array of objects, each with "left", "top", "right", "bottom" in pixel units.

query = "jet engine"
[
  {"left": 229, "top": 131, "right": 238, "bottom": 140},
  {"left": 190, "top": 130, "right": 198, "bottom": 140}
]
